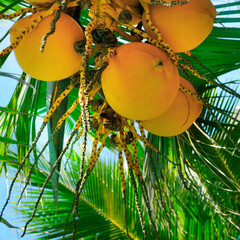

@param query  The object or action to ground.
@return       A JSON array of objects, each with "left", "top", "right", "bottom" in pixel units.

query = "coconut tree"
[{"left": 0, "top": 0, "right": 240, "bottom": 239}]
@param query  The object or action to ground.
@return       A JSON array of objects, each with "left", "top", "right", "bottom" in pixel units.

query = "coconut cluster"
[
  {"left": 10, "top": 0, "right": 215, "bottom": 136},
  {"left": 102, "top": 42, "right": 203, "bottom": 136}
]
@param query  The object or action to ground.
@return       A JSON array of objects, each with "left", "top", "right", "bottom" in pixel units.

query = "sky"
[
  {"left": 0, "top": 20, "right": 27, "bottom": 240},
  {"left": 0, "top": 0, "right": 240, "bottom": 239},
  {"left": 0, "top": 22, "right": 22, "bottom": 106}
]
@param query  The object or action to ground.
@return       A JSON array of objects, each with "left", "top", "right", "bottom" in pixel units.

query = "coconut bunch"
[{"left": 0, "top": 0, "right": 216, "bottom": 136}]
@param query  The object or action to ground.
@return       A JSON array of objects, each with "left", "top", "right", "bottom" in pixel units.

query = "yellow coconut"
[
  {"left": 142, "top": 77, "right": 203, "bottom": 136},
  {"left": 101, "top": 42, "right": 180, "bottom": 120},
  {"left": 142, "top": 0, "right": 216, "bottom": 52},
  {"left": 10, "top": 11, "right": 85, "bottom": 81}
]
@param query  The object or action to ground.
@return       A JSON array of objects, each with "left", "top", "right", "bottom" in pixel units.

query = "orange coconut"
[
  {"left": 10, "top": 11, "right": 85, "bottom": 81},
  {"left": 142, "top": 0, "right": 216, "bottom": 52},
  {"left": 101, "top": 42, "right": 180, "bottom": 120},
  {"left": 142, "top": 77, "right": 203, "bottom": 136}
]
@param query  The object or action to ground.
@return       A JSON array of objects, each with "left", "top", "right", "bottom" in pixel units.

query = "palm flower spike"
[
  {"left": 0, "top": 7, "right": 40, "bottom": 20},
  {"left": 0, "top": 2, "right": 61, "bottom": 58},
  {"left": 17, "top": 98, "right": 80, "bottom": 204},
  {"left": 21, "top": 115, "right": 82, "bottom": 237},
  {"left": 0, "top": 82, "right": 74, "bottom": 221}
]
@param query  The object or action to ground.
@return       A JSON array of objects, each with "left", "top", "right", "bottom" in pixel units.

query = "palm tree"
[{"left": 0, "top": 0, "right": 240, "bottom": 239}]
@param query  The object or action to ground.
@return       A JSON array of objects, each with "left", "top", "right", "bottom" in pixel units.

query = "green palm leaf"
[{"left": 10, "top": 152, "right": 146, "bottom": 239}]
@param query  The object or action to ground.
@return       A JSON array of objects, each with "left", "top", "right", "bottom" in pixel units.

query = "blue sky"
[
  {"left": 0, "top": 174, "right": 23, "bottom": 240},
  {"left": 0, "top": 22, "right": 22, "bottom": 106},
  {"left": 0, "top": 21, "right": 37, "bottom": 240},
  {"left": 0, "top": 0, "right": 240, "bottom": 239},
  {"left": 0, "top": 20, "right": 23, "bottom": 240}
]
